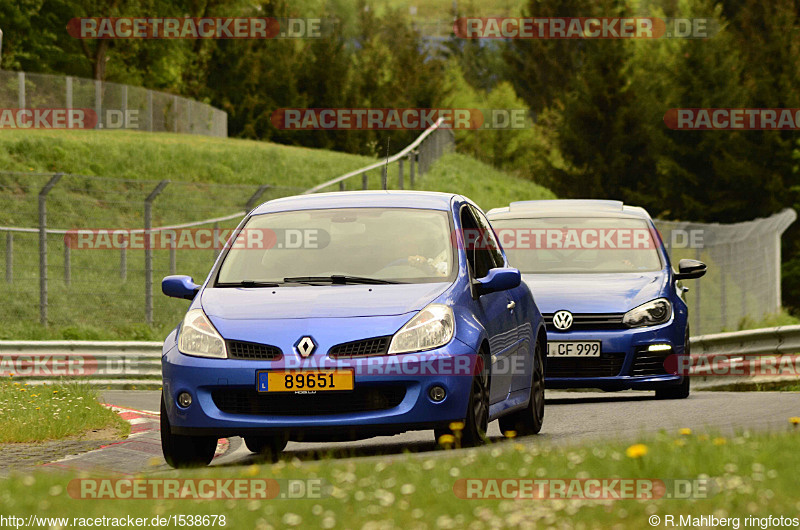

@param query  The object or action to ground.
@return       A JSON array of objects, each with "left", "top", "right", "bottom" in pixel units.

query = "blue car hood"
[
  {"left": 523, "top": 272, "right": 667, "bottom": 314},
  {"left": 200, "top": 282, "right": 451, "bottom": 320}
]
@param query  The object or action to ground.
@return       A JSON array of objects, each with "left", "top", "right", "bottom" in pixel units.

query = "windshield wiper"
[
  {"left": 282, "top": 275, "right": 402, "bottom": 285},
  {"left": 216, "top": 280, "right": 283, "bottom": 288}
]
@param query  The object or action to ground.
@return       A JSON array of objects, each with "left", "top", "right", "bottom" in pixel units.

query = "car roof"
[
  {"left": 251, "top": 190, "right": 460, "bottom": 215},
  {"left": 486, "top": 200, "right": 652, "bottom": 220}
]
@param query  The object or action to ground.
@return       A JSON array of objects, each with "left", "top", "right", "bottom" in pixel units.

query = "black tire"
[
  {"left": 244, "top": 435, "right": 288, "bottom": 462},
  {"left": 435, "top": 353, "right": 490, "bottom": 447},
  {"left": 160, "top": 394, "right": 218, "bottom": 468},
  {"left": 656, "top": 330, "right": 691, "bottom": 400},
  {"left": 499, "top": 338, "right": 545, "bottom": 436}
]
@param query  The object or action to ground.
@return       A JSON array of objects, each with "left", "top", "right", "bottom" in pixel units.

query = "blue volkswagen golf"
[
  {"left": 160, "top": 191, "right": 546, "bottom": 467},
  {"left": 488, "top": 200, "right": 706, "bottom": 400}
]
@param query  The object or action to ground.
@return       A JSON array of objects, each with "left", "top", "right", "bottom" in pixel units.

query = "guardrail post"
[
  {"left": 5, "top": 232, "right": 12, "bottom": 283},
  {"left": 381, "top": 165, "right": 388, "bottom": 190},
  {"left": 409, "top": 152, "right": 415, "bottom": 187},
  {"left": 169, "top": 245, "right": 176, "bottom": 275},
  {"left": 245, "top": 185, "right": 271, "bottom": 211},
  {"left": 339, "top": 180, "right": 345, "bottom": 191},
  {"left": 144, "top": 180, "right": 169, "bottom": 325},
  {"left": 398, "top": 158, "right": 404, "bottom": 189},
  {"left": 694, "top": 247, "right": 702, "bottom": 334},
  {"left": 94, "top": 80, "right": 102, "bottom": 129},
  {"left": 146, "top": 90, "right": 153, "bottom": 132},
  {"left": 213, "top": 222, "right": 221, "bottom": 260},
  {"left": 121, "top": 85, "right": 128, "bottom": 128},
  {"left": 64, "top": 242, "right": 70, "bottom": 286},
  {"left": 18, "top": 71, "right": 25, "bottom": 109},
  {"left": 173, "top": 96, "right": 178, "bottom": 133},
  {"left": 362, "top": 172, "right": 368, "bottom": 190},
  {"left": 65, "top": 76, "right": 72, "bottom": 111},
  {"left": 39, "top": 173, "right": 63, "bottom": 326}
]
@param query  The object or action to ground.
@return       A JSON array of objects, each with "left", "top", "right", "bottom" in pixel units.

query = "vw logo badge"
[
  {"left": 295, "top": 336, "right": 317, "bottom": 358},
  {"left": 552, "top": 310, "right": 574, "bottom": 331}
]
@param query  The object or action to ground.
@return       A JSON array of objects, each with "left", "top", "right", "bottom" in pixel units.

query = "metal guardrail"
[
  {"left": 1, "top": 326, "right": 798, "bottom": 387},
  {"left": 689, "top": 325, "right": 800, "bottom": 358},
  {"left": 303, "top": 117, "right": 454, "bottom": 194},
  {"left": 0, "top": 341, "right": 162, "bottom": 387}
]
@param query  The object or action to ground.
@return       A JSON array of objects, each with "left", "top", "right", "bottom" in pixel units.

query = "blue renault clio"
[
  {"left": 160, "top": 191, "right": 546, "bottom": 467},
  {"left": 488, "top": 200, "right": 706, "bottom": 400}
]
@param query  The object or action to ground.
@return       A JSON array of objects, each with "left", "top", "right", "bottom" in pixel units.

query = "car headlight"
[
  {"left": 623, "top": 298, "right": 672, "bottom": 328},
  {"left": 178, "top": 308, "right": 227, "bottom": 358},
  {"left": 388, "top": 304, "right": 455, "bottom": 354}
]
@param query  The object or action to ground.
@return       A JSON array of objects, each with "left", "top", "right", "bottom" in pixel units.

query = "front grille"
[
  {"left": 328, "top": 336, "right": 391, "bottom": 358},
  {"left": 544, "top": 313, "right": 625, "bottom": 332},
  {"left": 630, "top": 349, "right": 672, "bottom": 376},
  {"left": 546, "top": 353, "right": 625, "bottom": 378},
  {"left": 212, "top": 385, "right": 406, "bottom": 416},
  {"left": 227, "top": 340, "right": 283, "bottom": 361}
]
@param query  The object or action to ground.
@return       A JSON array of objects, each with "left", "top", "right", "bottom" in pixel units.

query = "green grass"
[
  {"left": 2, "top": 427, "right": 800, "bottom": 526},
  {"left": 411, "top": 152, "right": 556, "bottom": 210},
  {"left": 0, "top": 131, "right": 556, "bottom": 340},
  {"left": 0, "top": 378, "right": 129, "bottom": 443}
]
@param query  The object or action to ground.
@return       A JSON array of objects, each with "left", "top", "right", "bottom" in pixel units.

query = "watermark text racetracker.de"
[
  {"left": 664, "top": 108, "right": 800, "bottom": 130},
  {"left": 0, "top": 108, "right": 140, "bottom": 130},
  {"left": 69, "top": 478, "right": 328, "bottom": 499},
  {"left": 453, "top": 17, "right": 718, "bottom": 39},
  {"left": 454, "top": 478, "right": 716, "bottom": 500},
  {"left": 270, "top": 108, "right": 534, "bottom": 130},
  {"left": 666, "top": 353, "right": 800, "bottom": 377},
  {"left": 64, "top": 228, "right": 327, "bottom": 251},
  {"left": 68, "top": 17, "right": 334, "bottom": 39}
]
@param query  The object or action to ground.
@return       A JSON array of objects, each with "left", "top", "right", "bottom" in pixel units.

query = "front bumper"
[
  {"left": 545, "top": 320, "right": 686, "bottom": 391},
  {"left": 162, "top": 339, "right": 478, "bottom": 439}
]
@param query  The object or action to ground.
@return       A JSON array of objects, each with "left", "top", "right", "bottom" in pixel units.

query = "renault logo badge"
[{"left": 295, "top": 336, "right": 317, "bottom": 358}]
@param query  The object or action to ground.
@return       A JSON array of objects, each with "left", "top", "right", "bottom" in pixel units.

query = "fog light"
[
  {"left": 647, "top": 344, "right": 672, "bottom": 352},
  {"left": 177, "top": 392, "right": 193, "bottom": 408},
  {"left": 429, "top": 386, "right": 446, "bottom": 402}
]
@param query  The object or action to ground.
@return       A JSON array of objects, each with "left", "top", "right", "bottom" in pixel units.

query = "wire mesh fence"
[
  {"left": 655, "top": 209, "right": 796, "bottom": 335},
  {"left": 0, "top": 171, "right": 303, "bottom": 335},
  {"left": 0, "top": 70, "right": 227, "bottom": 136}
]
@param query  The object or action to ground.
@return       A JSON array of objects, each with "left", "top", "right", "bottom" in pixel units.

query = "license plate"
[
  {"left": 257, "top": 369, "right": 354, "bottom": 392},
  {"left": 547, "top": 341, "right": 601, "bottom": 357}
]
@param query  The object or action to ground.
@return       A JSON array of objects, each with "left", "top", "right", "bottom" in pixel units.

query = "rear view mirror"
[
  {"left": 674, "top": 259, "right": 707, "bottom": 280},
  {"left": 474, "top": 267, "right": 521, "bottom": 296},
  {"left": 162, "top": 275, "right": 200, "bottom": 300}
]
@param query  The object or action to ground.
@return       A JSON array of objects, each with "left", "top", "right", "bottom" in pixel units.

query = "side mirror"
[
  {"left": 474, "top": 267, "right": 521, "bottom": 296},
  {"left": 674, "top": 259, "right": 707, "bottom": 280},
  {"left": 162, "top": 275, "right": 200, "bottom": 300}
]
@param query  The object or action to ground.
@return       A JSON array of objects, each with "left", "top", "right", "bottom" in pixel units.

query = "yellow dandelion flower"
[
  {"left": 789, "top": 417, "right": 800, "bottom": 426},
  {"left": 438, "top": 434, "right": 455, "bottom": 447},
  {"left": 449, "top": 422, "right": 465, "bottom": 432},
  {"left": 504, "top": 430, "right": 518, "bottom": 439},
  {"left": 625, "top": 444, "right": 648, "bottom": 459},
  {"left": 713, "top": 437, "right": 727, "bottom": 446},
  {"left": 679, "top": 428, "right": 692, "bottom": 436}
]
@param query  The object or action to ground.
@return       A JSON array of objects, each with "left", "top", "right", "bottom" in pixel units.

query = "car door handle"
[{"left": 507, "top": 301, "right": 516, "bottom": 310}]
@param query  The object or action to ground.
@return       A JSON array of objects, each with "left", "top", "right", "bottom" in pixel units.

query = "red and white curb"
[{"left": 42, "top": 405, "right": 229, "bottom": 474}]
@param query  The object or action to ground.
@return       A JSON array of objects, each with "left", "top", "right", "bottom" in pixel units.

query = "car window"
[
  {"left": 489, "top": 216, "right": 663, "bottom": 274},
  {"left": 216, "top": 208, "right": 456, "bottom": 284},
  {"left": 470, "top": 205, "right": 505, "bottom": 268},
  {"left": 460, "top": 205, "right": 496, "bottom": 278}
]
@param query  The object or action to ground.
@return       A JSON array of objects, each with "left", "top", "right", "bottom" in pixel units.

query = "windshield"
[
  {"left": 490, "top": 217, "right": 663, "bottom": 274},
  {"left": 216, "top": 208, "right": 455, "bottom": 285}
]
